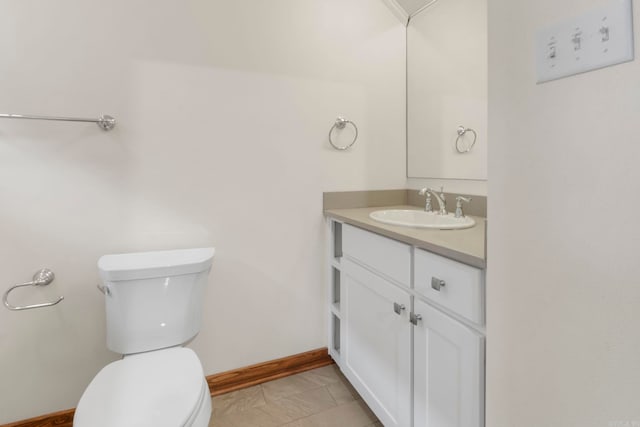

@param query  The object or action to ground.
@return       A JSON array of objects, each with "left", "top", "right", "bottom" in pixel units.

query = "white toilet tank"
[{"left": 98, "top": 247, "right": 215, "bottom": 355}]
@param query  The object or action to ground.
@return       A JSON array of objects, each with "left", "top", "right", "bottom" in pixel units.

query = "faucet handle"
[
  {"left": 424, "top": 192, "right": 433, "bottom": 212},
  {"left": 455, "top": 196, "right": 472, "bottom": 218},
  {"left": 418, "top": 188, "right": 433, "bottom": 212}
]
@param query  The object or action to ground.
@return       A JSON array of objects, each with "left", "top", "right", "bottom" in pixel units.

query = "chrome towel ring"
[
  {"left": 329, "top": 116, "right": 358, "bottom": 150},
  {"left": 455, "top": 125, "right": 477, "bottom": 153},
  {"left": 3, "top": 269, "right": 64, "bottom": 311}
]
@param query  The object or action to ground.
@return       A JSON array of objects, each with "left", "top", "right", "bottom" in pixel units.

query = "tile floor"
[{"left": 209, "top": 364, "right": 382, "bottom": 427}]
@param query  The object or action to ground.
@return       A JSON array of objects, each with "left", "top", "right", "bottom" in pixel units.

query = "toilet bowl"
[
  {"left": 74, "top": 248, "right": 215, "bottom": 427},
  {"left": 74, "top": 348, "right": 211, "bottom": 427}
]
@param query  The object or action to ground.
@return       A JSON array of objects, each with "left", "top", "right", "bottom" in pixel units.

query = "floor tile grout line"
[
  {"left": 273, "top": 384, "right": 338, "bottom": 423},
  {"left": 325, "top": 383, "right": 340, "bottom": 407},
  {"left": 258, "top": 383, "right": 267, "bottom": 406}
]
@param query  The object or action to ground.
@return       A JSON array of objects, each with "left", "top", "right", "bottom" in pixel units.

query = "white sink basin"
[{"left": 369, "top": 209, "right": 475, "bottom": 230}]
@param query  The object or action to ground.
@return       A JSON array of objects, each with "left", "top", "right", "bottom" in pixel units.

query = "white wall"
[
  {"left": 487, "top": 0, "right": 640, "bottom": 425},
  {"left": 0, "top": 1, "right": 406, "bottom": 422}
]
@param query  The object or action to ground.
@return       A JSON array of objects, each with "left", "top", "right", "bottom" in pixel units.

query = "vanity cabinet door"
[
  {"left": 413, "top": 299, "right": 485, "bottom": 427},
  {"left": 341, "top": 258, "right": 412, "bottom": 427}
]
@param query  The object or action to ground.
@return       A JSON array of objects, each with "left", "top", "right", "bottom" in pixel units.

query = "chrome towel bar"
[
  {"left": 0, "top": 113, "right": 116, "bottom": 131},
  {"left": 3, "top": 269, "right": 64, "bottom": 311}
]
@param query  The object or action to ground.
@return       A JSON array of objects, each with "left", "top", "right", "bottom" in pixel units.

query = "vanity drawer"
[
  {"left": 414, "top": 248, "right": 484, "bottom": 325},
  {"left": 342, "top": 224, "right": 411, "bottom": 287}
]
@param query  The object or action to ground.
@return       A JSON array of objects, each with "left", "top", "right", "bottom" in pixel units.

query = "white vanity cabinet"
[
  {"left": 342, "top": 258, "right": 412, "bottom": 427},
  {"left": 413, "top": 298, "right": 484, "bottom": 427},
  {"left": 328, "top": 220, "right": 485, "bottom": 427}
]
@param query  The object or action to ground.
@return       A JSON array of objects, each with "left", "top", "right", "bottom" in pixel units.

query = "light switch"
[
  {"left": 571, "top": 30, "right": 582, "bottom": 51},
  {"left": 535, "top": 0, "right": 634, "bottom": 83}
]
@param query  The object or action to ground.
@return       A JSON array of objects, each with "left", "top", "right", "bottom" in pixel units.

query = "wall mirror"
[{"left": 406, "top": 0, "right": 487, "bottom": 180}]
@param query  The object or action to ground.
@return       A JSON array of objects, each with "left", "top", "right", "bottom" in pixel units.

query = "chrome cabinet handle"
[
  {"left": 410, "top": 312, "right": 422, "bottom": 325},
  {"left": 393, "top": 302, "right": 406, "bottom": 315},
  {"left": 431, "top": 277, "right": 446, "bottom": 291}
]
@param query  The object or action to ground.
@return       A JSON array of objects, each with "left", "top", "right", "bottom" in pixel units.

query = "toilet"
[{"left": 74, "top": 247, "right": 215, "bottom": 427}]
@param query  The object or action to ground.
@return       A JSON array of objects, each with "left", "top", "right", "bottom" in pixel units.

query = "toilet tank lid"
[{"left": 98, "top": 247, "right": 215, "bottom": 281}]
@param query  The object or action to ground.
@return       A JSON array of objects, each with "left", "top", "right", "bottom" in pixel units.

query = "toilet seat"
[{"left": 74, "top": 347, "right": 210, "bottom": 427}]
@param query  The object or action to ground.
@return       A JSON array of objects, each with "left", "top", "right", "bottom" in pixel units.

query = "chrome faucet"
[{"left": 418, "top": 187, "right": 447, "bottom": 215}]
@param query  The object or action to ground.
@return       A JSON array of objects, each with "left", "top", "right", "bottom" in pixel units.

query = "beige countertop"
[{"left": 325, "top": 205, "right": 486, "bottom": 269}]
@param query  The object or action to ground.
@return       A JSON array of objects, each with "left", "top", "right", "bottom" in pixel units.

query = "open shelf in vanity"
[{"left": 328, "top": 221, "right": 343, "bottom": 359}]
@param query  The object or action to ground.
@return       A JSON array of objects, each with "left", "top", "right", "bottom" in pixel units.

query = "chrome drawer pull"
[
  {"left": 393, "top": 302, "right": 406, "bottom": 315},
  {"left": 431, "top": 277, "right": 446, "bottom": 292},
  {"left": 410, "top": 312, "right": 422, "bottom": 325}
]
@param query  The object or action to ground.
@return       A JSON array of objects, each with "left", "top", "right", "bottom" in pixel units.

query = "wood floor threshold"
[{"left": 1, "top": 347, "right": 333, "bottom": 427}]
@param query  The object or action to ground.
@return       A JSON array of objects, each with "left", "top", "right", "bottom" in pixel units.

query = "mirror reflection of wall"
[{"left": 407, "top": 0, "right": 487, "bottom": 180}]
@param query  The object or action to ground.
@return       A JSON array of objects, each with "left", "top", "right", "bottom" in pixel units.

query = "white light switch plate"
[{"left": 535, "top": 0, "right": 634, "bottom": 83}]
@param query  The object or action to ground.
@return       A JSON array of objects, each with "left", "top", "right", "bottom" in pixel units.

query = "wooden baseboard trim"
[
  {"left": 0, "top": 408, "right": 75, "bottom": 427},
  {"left": 1, "top": 347, "right": 333, "bottom": 427},
  {"left": 207, "top": 347, "right": 334, "bottom": 396}
]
